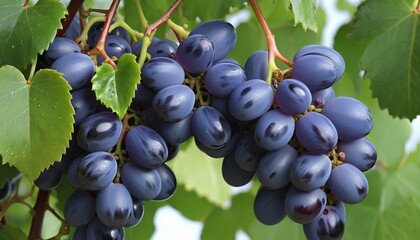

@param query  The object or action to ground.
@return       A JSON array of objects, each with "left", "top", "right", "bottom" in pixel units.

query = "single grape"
[
  {"left": 253, "top": 186, "right": 288, "bottom": 225},
  {"left": 166, "top": 144, "right": 181, "bottom": 161},
  {"left": 257, "top": 145, "right": 298, "bottom": 189},
  {"left": 86, "top": 216, "right": 125, "bottom": 240},
  {"left": 228, "top": 79, "right": 274, "bottom": 121},
  {"left": 67, "top": 156, "right": 85, "bottom": 189},
  {"left": 141, "top": 57, "right": 185, "bottom": 92},
  {"left": 204, "top": 62, "right": 246, "bottom": 98},
  {"left": 322, "top": 97, "right": 373, "bottom": 141},
  {"left": 328, "top": 163, "right": 368, "bottom": 204},
  {"left": 337, "top": 138, "right": 377, "bottom": 172},
  {"left": 148, "top": 39, "right": 178, "bottom": 59},
  {"left": 120, "top": 162, "right": 162, "bottom": 200},
  {"left": 244, "top": 50, "right": 268, "bottom": 80},
  {"left": 77, "top": 151, "right": 117, "bottom": 191},
  {"left": 175, "top": 34, "right": 215, "bottom": 74},
  {"left": 64, "top": 190, "right": 96, "bottom": 227},
  {"left": 292, "top": 54, "right": 340, "bottom": 91},
  {"left": 254, "top": 109, "right": 295, "bottom": 151},
  {"left": 296, "top": 112, "right": 338, "bottom": 154},
  {"left": 234, "top": 131, "right": 266, "bottom": 172},
  {"left": 34, "top": 166, "right": 64, "bottom": 190},
  {"left": 154, "top": 164, "right": 177, "bottom": 201},
  {"left": 152, "top": 85, "right": 195, "bottom": 122},
  {"left": 87, "top": 21, "right": 130, "bottom": 46},
  {"left": 63, "top": 14, "right": 81, "bottom": 40},
  {"left": 189, "top": 20, "right": 236, "bottom": 62},
  {"left": 210, "top": 96, "right": 236, "bottom": 122},
  {"left": 191, "top": 106, "right": 231, "bottom": 148},
  {"left": 284, "top": 186, "right": 327, "bottom": 224},
  {"left": 151, "top": 112, "right": 192, "bottom": 145},
  {"left": 303, "top": 204, "right": 346, "bottom": 240},
  {"left": 77, "top": 112, "right": 122, "bottom": 152},
  {"left": 195, "top": 129, "right": 243, "bottom": 158},
  {"left": 124, "top": 197, "right": 144, "bottom": 227},
  {"left": 71, "top": 88, "right": 101, "bottom": 128},
  {"left": 311, "top": 87, "right": 335, "bottom": 108},
  {"left": 0, "top": 180, "right": 11, "bottom": 202},
  {"left": 125, "top": 125, "right": 168, "bottom": 169},
  {"left": 96, "top": 183, "right": 133, "bottom": 228},
  {"left": 222, "top": 152, "right": 255, "bottom": 187},
  {"left": 73, "top": 226, "right": 87, "bottom": 240},
  {"left": 294, "top": 44, "right": 345, "bottom": 78},
  {"left": 276, "top": 78, "right": 312, "bottom": 115},
  {"left": 289, "top": 154, "right": 332, "bottom": 192},
  {"left": 42, "top": 37, "right": 80, "bottom": 66},
  {"left": 97, "top": 36, "right": 131, "bottom": 64},
  {"left": 50, "top": 53, "right": 95, "bottom": 90},
  {"left": 131, "top": 83, "right": 155, "bottom": 111}
]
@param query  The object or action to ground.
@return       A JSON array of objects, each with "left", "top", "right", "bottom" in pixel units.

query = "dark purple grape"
[
  {"left": 77, "top": 152, "right": 117, "bottom": 191},
  {"left": 0, "top": 180, "right": 12, "bottom": 202},
  {"left": 296, "top": 112, "right": 338, "bottom": 154},
  {"left": 152, "top": 85, "right": 195, "bottom": 122},
  {"left": 322, "top": 97, "right": 373, "bottom": 141},
  {"left": 189, "top": 20, "right": 236, "bottom": 62},
  {"left": 67, "top": 156, "right": 84, "bottom": 189},
  {"left": 195, "top": 129, "right": 242, "bottom": 158},
  {"left": 328, "top": 163, "right": 368, "bottom": 204},
  {"left": 254, "top": 186, "right": 288, "bottom": 225},
  {"left": 257, "top": 145, "right": 298, "bottom": 189},
  {"left": 131, "top": 37, "right": 160, "bottom": 59},
  {"left": 97, "top": 36, "right": 131, "bottom": 64},
  {"left": 244, "top": 50, "right": 268, "bottom": 80},
  {"left": 120, "top": 162, "right": 162, "bottom": 200},
  {"left": 228, "top": 79, "right": 274, "bottom": 121},
  {"left": 175, "top": 34, "right": 215, "bottom": 73},
  {"left": 77, "top": 112, "right": 122, "bottom": 152},
  {"left": 86, "top": 216, "right": 125, "bottom": 240},
  {"left": 303, "top": 204, "right": 346, "bottom": 240},
  {"left": 338, "top": 138, "right": 377, "bottom": 172},
  {"left": 222, "top": 152, "right": 255, "bottom": 187},
  {"left": 50, "top": 53, "right": 95, "bottom": 90},
  {"left": 34, "top": 166, "right": 64, "bottom": 190},
  {"left": 285, "top": 186, "right": 327, "bottom": 224},
  {"left": 294, "top": 45, "right": 345, "bottom": 78},
  {"left": 42, "top": 37, "right": 80, "bottom": 66},
  {"left": 311, "top": 87, "right": 335, "bottom": 107},
  {"left": 152, "top": 112, "right": 192, "bottom": 145},
  {"left": 167, "top": 144, "right": 181, "bottom": 161},
  {"left": 63, "top": 14, "right": 81, "bottom": 40},
  {"left": 292, "top": 54, "right": 340, "bottom": 91},
  {"left": 73, "top": 226, "right": 87, "bottom": 240},
  {"left": 290, "top": 154, "right": 332, "bottom": 192},
  {"left": 124, "top": 197, "right": 144, "bottom": 227},
  {"left": 64, "top": 190, "right": 96, "bottom": 227},
  {"left": 254, "top": 109, "right": 295, "bottom": 151},
  {"left": 141, "top": 57, "right": 185, "bottom": 92},
  {"left": 131, "top": 83, "right": 155, "bottom": 111},
  {"left": 96, "top": 183, "right": 133, "bottom": 228},
  {"left": 154, "top": 164, "right": 177, "bottom": 201},
  {"left": 210, "top": 96, "right": 236, "bottom": 122},
  {"left": 234, "top": 131, "right": 266, "bottom": 172},
  {"left": 125, "top": 125, "right": 168, "bottom": 168},
  {"left": 191, "top": 106, "right": 231, "bottom": 148},
  {"left": 71, "top": 88, "right": 101, "bottom": 128},
  {"left": 204, "top": 62, "right": 246, "bottom": 98},
  {"left": 276, "top": 78, "right": 312, "bottom": 115},
  {"left": 148, "top": 39, "right": 178, "bottom": 58}
]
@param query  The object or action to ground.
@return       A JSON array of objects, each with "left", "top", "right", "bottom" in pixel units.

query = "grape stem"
[
  {"left": 414, "top": 0, "right": 420, "bottom": 13},
  {"left": 134, "top": 0, "right": 149, "bottom": 30},
  {"left": 90, "top": 0, "right": 121, "bottom": 68},
  {"left": 28, "top": 190, "right": 51, "bottom": 240},
  {"left": 57, "top": 0, "right": 86, "bottom": 37},
  {"left": 144, "top": 0, "right": 184, "bottom": 37},
  {"left": 249, "top": 0, "right": 293, "bottom": 85}
]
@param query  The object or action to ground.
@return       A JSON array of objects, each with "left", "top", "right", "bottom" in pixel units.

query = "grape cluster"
[{"left": 32, "top": 14, "right": 376, "bottom": 240}]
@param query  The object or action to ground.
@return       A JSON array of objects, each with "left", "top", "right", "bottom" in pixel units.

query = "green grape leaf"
[
  {"left": 0, "top": 66, "right": 74, "bottom": 181},
  {"left": 345, "top": 163, "right": 420, "bottom": 239},
  {"left": 290, "top": 0, "right": 318, "bottom": 32},
  {"left": 92, "top": 54, "right": 140, "bottom": 119},
  {"left": 167, "top": 185, "right": 214, "bottom": 221},
  {"left": 0, "top": 0, "right": 67, "bottom": 69},
  {"left": 352, "top": 0, "right": 420, "bottom": 120},
  {"left": 201, "top": 193, "right": 254, "bottom": 240},
  {"left": 167, "top": 139, "right": 232, "bottom": 208},
  {"left": 0, "top": 225, "right": 27, "bottom": 240}
]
